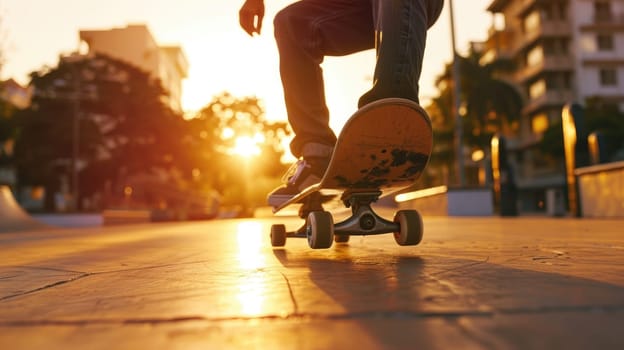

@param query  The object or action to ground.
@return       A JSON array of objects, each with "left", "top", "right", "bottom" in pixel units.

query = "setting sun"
[{"left": 231, "top": 135, "right": 263, "bottom": 158}]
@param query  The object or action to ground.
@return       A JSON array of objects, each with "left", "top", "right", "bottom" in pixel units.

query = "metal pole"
[
  {"left": 72, "top": 62, "right": 80, "bottom": 211},
  {"left": 449, "top": 0, "right": 465, "bottom": 187}
]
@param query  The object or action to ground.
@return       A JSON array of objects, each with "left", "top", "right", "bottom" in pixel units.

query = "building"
[
  {"left": 0, "top": 78, "right": 32, "bottom": 109},
  {"left": 79, "top": 24, "right": 189, "bottom": 112},
  {"left": 480, "top": 0, "right": 624, "bottom": 213}
]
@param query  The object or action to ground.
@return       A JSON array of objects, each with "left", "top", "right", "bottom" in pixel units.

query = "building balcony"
[
  {"left": 540, "top": 21, "right": 572, "bottom": 36},
  {"left": 580, "top": 15, "right": 624, "bottom": 32},
  {"left": 522, "top": 89, "right": 575, "bottom": 115},
  {"left": 487, "top": 0, "right": 510, "bottom": 13},
  {"left": 516, "top": 0, "right": 545, "bottom": 17},
  {"left": 480, "top": 28, "right": 516, "bottom": 65},
  {"left": 484, "top": 27, "right": 516, "bottom": 54},
  {"left": 515, "top": 55, "right": 574, "bottom": 83},
  {"left": 514, "top": 21, "right": 571, "bottom": 55}
]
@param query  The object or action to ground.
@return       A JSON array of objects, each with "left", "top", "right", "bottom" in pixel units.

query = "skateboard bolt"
[{"left": 359, "top": 214, "right": 376, "bottom": 230}]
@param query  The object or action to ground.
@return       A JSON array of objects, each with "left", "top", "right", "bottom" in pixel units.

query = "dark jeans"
[{"left": 274, "top": 0, "right": 444, "bottom": 158}]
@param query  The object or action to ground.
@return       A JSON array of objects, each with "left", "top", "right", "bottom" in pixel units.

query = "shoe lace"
[{"left": 281, "top": 159, "right": 311, "bottom": 185}]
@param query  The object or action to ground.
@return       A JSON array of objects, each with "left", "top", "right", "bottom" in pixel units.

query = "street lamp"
[{"left": 71, "top": 62, "right": 81, "bottom": 211}]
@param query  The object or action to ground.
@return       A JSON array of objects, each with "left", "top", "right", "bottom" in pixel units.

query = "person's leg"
[
  {"left": 269, "top": 0, "right": 375, "bottom": 205},
  {"left": 359, "top": 0, "right": 444, "bottom": 107},
  {"left": 273, "top": 0, "right": 375, "bottom": 159}
]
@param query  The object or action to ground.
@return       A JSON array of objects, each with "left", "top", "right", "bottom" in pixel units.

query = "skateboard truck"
[
  {"left": 270, "top": 188, "right": 422, "bottom": 249},
  {"left": 334, "top": 190, "right": 399, "bottom": 235}
]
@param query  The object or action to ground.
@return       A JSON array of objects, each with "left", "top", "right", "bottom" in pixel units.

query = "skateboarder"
[{"left": 239, "top": 0, "right": 444, "bottom": 206}]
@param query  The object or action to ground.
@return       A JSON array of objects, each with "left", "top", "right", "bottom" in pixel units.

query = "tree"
[
  {"left": 440, "top": 52, "right": 522, "bottom": 146},
  {"left": 0, "top": 12, "right": 16, "bottom": 171},
  {"left": 190, "top": 92, "right": 291, "bottom": 215},
  {"left": 14, "top": 54, "right": 188, "bottom": 210},
  {"left": 429, "top": 52, "right": 523, "bottom": 185},
  {"left": 0, "top": 95, "right": 16, "bottom": 171},
  {"left": 540, "top": 98, "right": 624, "bottom": 162}
]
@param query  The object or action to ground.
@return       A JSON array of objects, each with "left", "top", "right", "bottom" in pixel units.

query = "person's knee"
[
  {"left": 273, "top": 6, "right": 294, "bottom": 41},
  {"left": 427, "top": 0, "right": 444, "bottom": 28}
]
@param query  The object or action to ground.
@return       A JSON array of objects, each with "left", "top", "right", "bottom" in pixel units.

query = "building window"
[
  {"left": 541, "top": 5, "right": 555, "bottom": 20},
  {"left": 527, "top": 46, "right": 544, "bottom": 67},
  {"left": 542, "top": 38, "right": 569, "bottom": 56},
  {"left": 599, "top": 68, "right": 618, "bottom": 86},
  {"left": 523, "top": 11, "right": 541, "bottom": 35},
  {"left": 597, "top": 34, "right": 614, "bottom": 51},
  {"left": 562, "top": 72, "right": 573, "bottom": 89},
  {"left": 555, "top": 2, "right": 568, "bottom": 20},
  {"left": 531, "top": 113, "right": 549, "bottom": 134},
  {"left": 544, "top": 72, "right": 571, "bottom": 90},
  {"left": 529, "top": 79, "right": 546, "bottom": 99},
  {"left": 594, "top": 1, "right": 612, "bottom": 22}
]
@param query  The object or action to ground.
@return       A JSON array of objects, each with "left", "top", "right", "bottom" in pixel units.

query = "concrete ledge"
[
  {"left": 395, "top": 186, "right": 448, "bottom": 216},
  {"left": 575, "top": 161, "right": 624, "bottom": 218},
  {"left": 396, "top": 186, "right": 494, "bottom": 216},
  {"left": 447, "top": 187, "right": 495, "bottom": 216},
  {"left": 102, "top": 210, "right": 151, "bottom": 226}
]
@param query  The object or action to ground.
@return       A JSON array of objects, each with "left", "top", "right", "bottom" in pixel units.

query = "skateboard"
[{"left": 269, "top": 98, "right": 432, "bottom": 249}]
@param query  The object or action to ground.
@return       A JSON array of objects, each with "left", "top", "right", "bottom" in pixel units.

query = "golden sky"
[{"left": 1, "top": 0, "right": 495, "bottom": 130}]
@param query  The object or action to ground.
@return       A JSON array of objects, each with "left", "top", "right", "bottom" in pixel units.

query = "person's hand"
[{"left": 239, "top": 0, "right": 265, "bottom": 36}]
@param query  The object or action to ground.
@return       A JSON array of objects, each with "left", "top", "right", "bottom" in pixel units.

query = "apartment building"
[
  {"left": 79, "top": 24, "right": 189, "bottom": 112},
  {"left": 481, "top": 0, "right": 624, "bottom": 212}
]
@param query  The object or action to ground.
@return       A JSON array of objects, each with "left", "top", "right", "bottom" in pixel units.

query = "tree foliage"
[
  {"left": 190, "top": 92, "right": 291, "bottom": 214},
  {"left": 0, "top": 95, "right": 16, "bottom": 169},
  {"left": 0, "top": 13, "right": 16, "bottom": 166},
  {"left": 434, "top": 52, "right": 523, "bottom": 147},
  {"left": 14, "top": 54, "right": 189, "bottom": 209},
  {"left": 539, "top": 98, "right": 624, "bottom": 162},
  {"left": 427, "top": 52, "right": 523, "bottom": 185},
  {"left": 10, "top": 54, "right": 291, "bottom": 213}
]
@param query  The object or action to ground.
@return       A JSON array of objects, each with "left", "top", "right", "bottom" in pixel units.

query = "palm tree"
[
  {"left": 457, "top": 52, "right": 523, "bottom": 147},
  {"left": 428, "top": 51, "right": 523, "bottom": 185}
]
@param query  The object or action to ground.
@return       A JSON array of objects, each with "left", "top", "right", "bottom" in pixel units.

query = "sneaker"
[{"left": 267, "top": 156, "right": 330, "bottom": 207}]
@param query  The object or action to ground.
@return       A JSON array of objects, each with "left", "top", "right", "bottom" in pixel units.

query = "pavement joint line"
[
  {"left": 79, "top": 261, "right": 218, "bottom": 276},
  {"left": 13, "top": 266, "right": 88, "bottom": 275},
  {"left": 0, "top": 273, "right": 92, "bottom": 301},
  {"left": 2, "top": 305, "right": 624, "bottom": 327},
  {"left": 279, "top": 271, "right": 299, "bottom": 314},
  {"left": 1, "top": 262, "right": 287, "bottom": 302}
]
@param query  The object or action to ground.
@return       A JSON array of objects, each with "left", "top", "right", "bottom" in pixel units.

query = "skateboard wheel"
[
  {"left": 270, "top": 224, "right": 287, "bottom": 247},
  {"left": 393, "top": 210, "right": 423, "bottom": 246},
  {"left": 334, "top": 234, "right": 350, "bottom": 243},
  {"left": 307, "top": 211, "right": 334, "bottom": 249}
]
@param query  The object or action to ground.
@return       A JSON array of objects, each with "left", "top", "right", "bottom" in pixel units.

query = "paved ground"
[{"left": 1, "top": 210, "right": 623, "bottom": 349}]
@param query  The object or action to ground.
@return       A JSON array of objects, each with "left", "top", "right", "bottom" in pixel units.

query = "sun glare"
[
  {"left": 231, "top": 134, "right": 264, "bottom": 157},
  {"left": 236, "top": 222, "right": 266, "bottom": 316},
  {"left": 222, "top": 127, "right": 235, "bottom": 139}
]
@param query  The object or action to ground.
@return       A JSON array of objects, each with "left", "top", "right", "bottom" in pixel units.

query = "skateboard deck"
[
  {"left": 272, "top": 97, "right": 432, "bottom": 214},
  {"left": 269, "top": 98, "right": 432, "bottom": 249}
]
